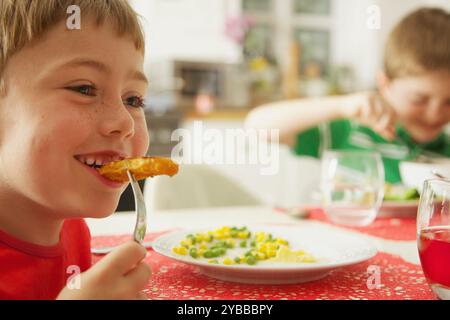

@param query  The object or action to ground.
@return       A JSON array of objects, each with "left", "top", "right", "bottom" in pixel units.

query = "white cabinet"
[{"left": 131, "top": 0, "right": 242, "bottom": 68}]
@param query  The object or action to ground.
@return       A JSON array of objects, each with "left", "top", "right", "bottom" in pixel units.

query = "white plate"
[
  {"left": 379, "top": 200, "right": 419, "bottom": 217},
  {"left": 152, "top": 225, "right": 377, "bottom": 284},
  {"left": 400, "top": 161, "right": 450, "bottom": 191}
]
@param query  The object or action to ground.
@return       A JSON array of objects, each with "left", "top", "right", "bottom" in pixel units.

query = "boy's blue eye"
[
  {"left": 124, "top": 96, "right": 145, "bottom": 108},
  {"left": 66, "top": 85, "right": 145, "bottom": 108},
  {"left": 67, "top": 85, "right": 97, "bottom": 97}
]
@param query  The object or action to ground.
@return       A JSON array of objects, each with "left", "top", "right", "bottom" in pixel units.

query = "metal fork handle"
[{"left": 127, "top": 170, "right": 147, "bottom": 244}]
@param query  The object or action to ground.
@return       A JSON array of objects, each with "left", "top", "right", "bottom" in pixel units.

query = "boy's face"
[
  {"left": 0, "top": 18, "right": 149, "bottom": 218},
  {"left": 380, "top": 70, "right": 450, "bottom": 143}
]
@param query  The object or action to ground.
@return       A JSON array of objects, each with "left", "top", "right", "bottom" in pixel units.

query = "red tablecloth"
[
  {"left": 307, "top": 209, "right": 417, "bottom": 241},
  {"left": 91, "top": 230, "right": 435, "bottom": 300}
]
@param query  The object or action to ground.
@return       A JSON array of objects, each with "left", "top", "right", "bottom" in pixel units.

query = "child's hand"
[
  {"left": 343, "top": 92, "right": 397, "bottom": 140},
  {"left": 57, "top": 241, "right": 151, "bottom": 300}
]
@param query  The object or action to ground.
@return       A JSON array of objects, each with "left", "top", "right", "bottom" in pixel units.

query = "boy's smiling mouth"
[
  {"left": 74, "top": 151, "right": 128, "bottom": 188},
  {"left": 74, "top": 151, "right": 126, "bottom": 169}
]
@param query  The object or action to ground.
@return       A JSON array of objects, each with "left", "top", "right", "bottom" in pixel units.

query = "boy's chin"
[
  {"left": 409, "top": 126, "right": 442, "bottom": 143},
  {"left": 86, "top": 209, "right": 117, "bottom": 219},
  {"left": 74, "top": 200, "right": 121, "bottom": 219}
]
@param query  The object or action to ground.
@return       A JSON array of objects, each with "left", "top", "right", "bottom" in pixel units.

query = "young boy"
[
  {"left": 0, "top": 1, "right": 151, "bottom": 299},
  {"left": 245, "top": 8, "right": 450, "bottom": 183}
]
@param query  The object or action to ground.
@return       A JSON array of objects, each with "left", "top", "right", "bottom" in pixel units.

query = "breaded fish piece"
[{"left": 98, "top": 157, "right": 179, "bottom": 182}]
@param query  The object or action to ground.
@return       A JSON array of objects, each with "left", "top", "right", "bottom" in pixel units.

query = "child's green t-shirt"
[{"left": 293, "top": 119, "right": 450, "bottom": 183}]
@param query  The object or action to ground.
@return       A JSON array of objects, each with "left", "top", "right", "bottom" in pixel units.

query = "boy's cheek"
[
  {"left": 135, "top": 122, "right": 150, "bottom": 156},
  {"left": 389, "top": 103, "right": 412, "bottom": 119},
  {"left": 389, "top": 98, "right": 423, "bottom": 120}
]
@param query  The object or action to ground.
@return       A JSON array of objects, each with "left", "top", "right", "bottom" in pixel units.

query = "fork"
[{"left": 127, "top": 170, "right": 147, "bottom": 244}]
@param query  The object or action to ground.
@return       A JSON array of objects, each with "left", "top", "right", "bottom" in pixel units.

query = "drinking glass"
[
  {"left": 417, "top": 179, "right": 450, "bottom": 300},
  {"left": 321, "top": 150, "right": 384, "bottom": 226}
]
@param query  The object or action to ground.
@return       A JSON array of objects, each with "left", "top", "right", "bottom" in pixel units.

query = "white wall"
[
  {"left": 131, "top": 0, "right": 241, "bottom": 75},
  {"left": 331, "top": 0, "right": 381, "bottom": 90}
]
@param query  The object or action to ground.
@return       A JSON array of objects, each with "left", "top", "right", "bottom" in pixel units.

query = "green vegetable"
[
  {"left": 246, "top": 256, "right": 257, "bottom": 265},
  {"left": 244, "top": 250, "right": 255, "bottom": 257},
  {"left": 212, "top": 241, "right": 226, "bottom": 248},
  {"left": 225, "top": 241, "right": 235, "bottom": 249},
  {"left": 208, "top": 248, "right": 223, "bottom": 258},
  {"left": 189, "top": 248, "right": 198, "bottom": 258},
  {"left": 203, "top": 251, "right": 214, "bottom": 258},
  {"left": 384, "top": 183, "right": 420, "bottom": 201}
]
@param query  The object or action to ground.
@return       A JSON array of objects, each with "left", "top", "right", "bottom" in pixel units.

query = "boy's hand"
[
  {"left": 343, "top": 92, "right": 397, "bottom": 140},
  {"left": 57, "top": 241, "right": 151, "bottom": 300}
]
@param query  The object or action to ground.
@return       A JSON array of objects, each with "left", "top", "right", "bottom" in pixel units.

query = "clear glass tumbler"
[{"left": 321, "top": 150, "right": 385, "bottom": 226}]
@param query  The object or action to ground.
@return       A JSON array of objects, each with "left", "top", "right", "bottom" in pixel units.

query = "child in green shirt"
[{"left": 245, "top": 8, "right": 450, "bottom": 184}]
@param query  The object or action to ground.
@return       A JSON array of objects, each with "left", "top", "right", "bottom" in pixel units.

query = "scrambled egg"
[{"left": 269, "top": 245, "right": 317, "bottom": 263}]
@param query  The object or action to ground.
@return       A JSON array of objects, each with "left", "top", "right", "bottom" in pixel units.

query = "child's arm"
[
  {"left": 57, "top": 241, "right": 151, "bottom": 300},
  {"left": 245, "top": 92, "right": 396, "bottom": 146}
]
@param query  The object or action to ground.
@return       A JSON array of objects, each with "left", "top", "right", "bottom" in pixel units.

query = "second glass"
[
  {"left": 417, "top": 179, "right": 450, "bottom": 300},
  {"left": 321, "top": 150, "right": 385, "bottom": 226}
]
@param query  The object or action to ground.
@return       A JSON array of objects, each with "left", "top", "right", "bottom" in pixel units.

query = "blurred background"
[{"left": 118, "top": 0, "right": 450, "bottom": 211}]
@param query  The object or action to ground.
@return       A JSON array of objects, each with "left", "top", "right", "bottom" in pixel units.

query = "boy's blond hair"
[
  {"left": 384, "top": 7, "right": 450, "bottom": 79},
  {"left": 0, "top": 0, "right": 145, "bottom": 92}
]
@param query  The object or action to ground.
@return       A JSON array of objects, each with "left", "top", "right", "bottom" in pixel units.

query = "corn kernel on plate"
[{"left": 152, "top": 225, "right": 377, "bottom": 284}]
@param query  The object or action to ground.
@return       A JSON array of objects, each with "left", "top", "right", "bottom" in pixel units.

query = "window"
[
  {"left": 242, "top": 0, "right": 271, "bottom": 13},
  {"left": 293, "top": 0, "right": 331, "bottom": 15},
  {"left": 241, "top": 0, "right": 274, "bottom": 61},
  {"left": 294, "top": 28, "right": 330, "bottom": 77},
  {"left": 237, "top": 0, "right": 334, "bottom": 96},
  {"left": 243, "top": 25, "right": 273, "bottom": 60},
  {"left": 240, "top": 0, "right": 332, "bottom": 75}
]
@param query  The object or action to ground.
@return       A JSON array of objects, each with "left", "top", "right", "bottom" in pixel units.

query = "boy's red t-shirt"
[{"left": 0, "top": 219, "right": 91, "bottom": 300}]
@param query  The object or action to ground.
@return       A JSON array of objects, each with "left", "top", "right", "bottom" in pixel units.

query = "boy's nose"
[
  {"left": 99, "top": 99, "right": 135, "bottom": 139},
  {"left": 426, "top": 101, "right": 448, "bottom": 125}
]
